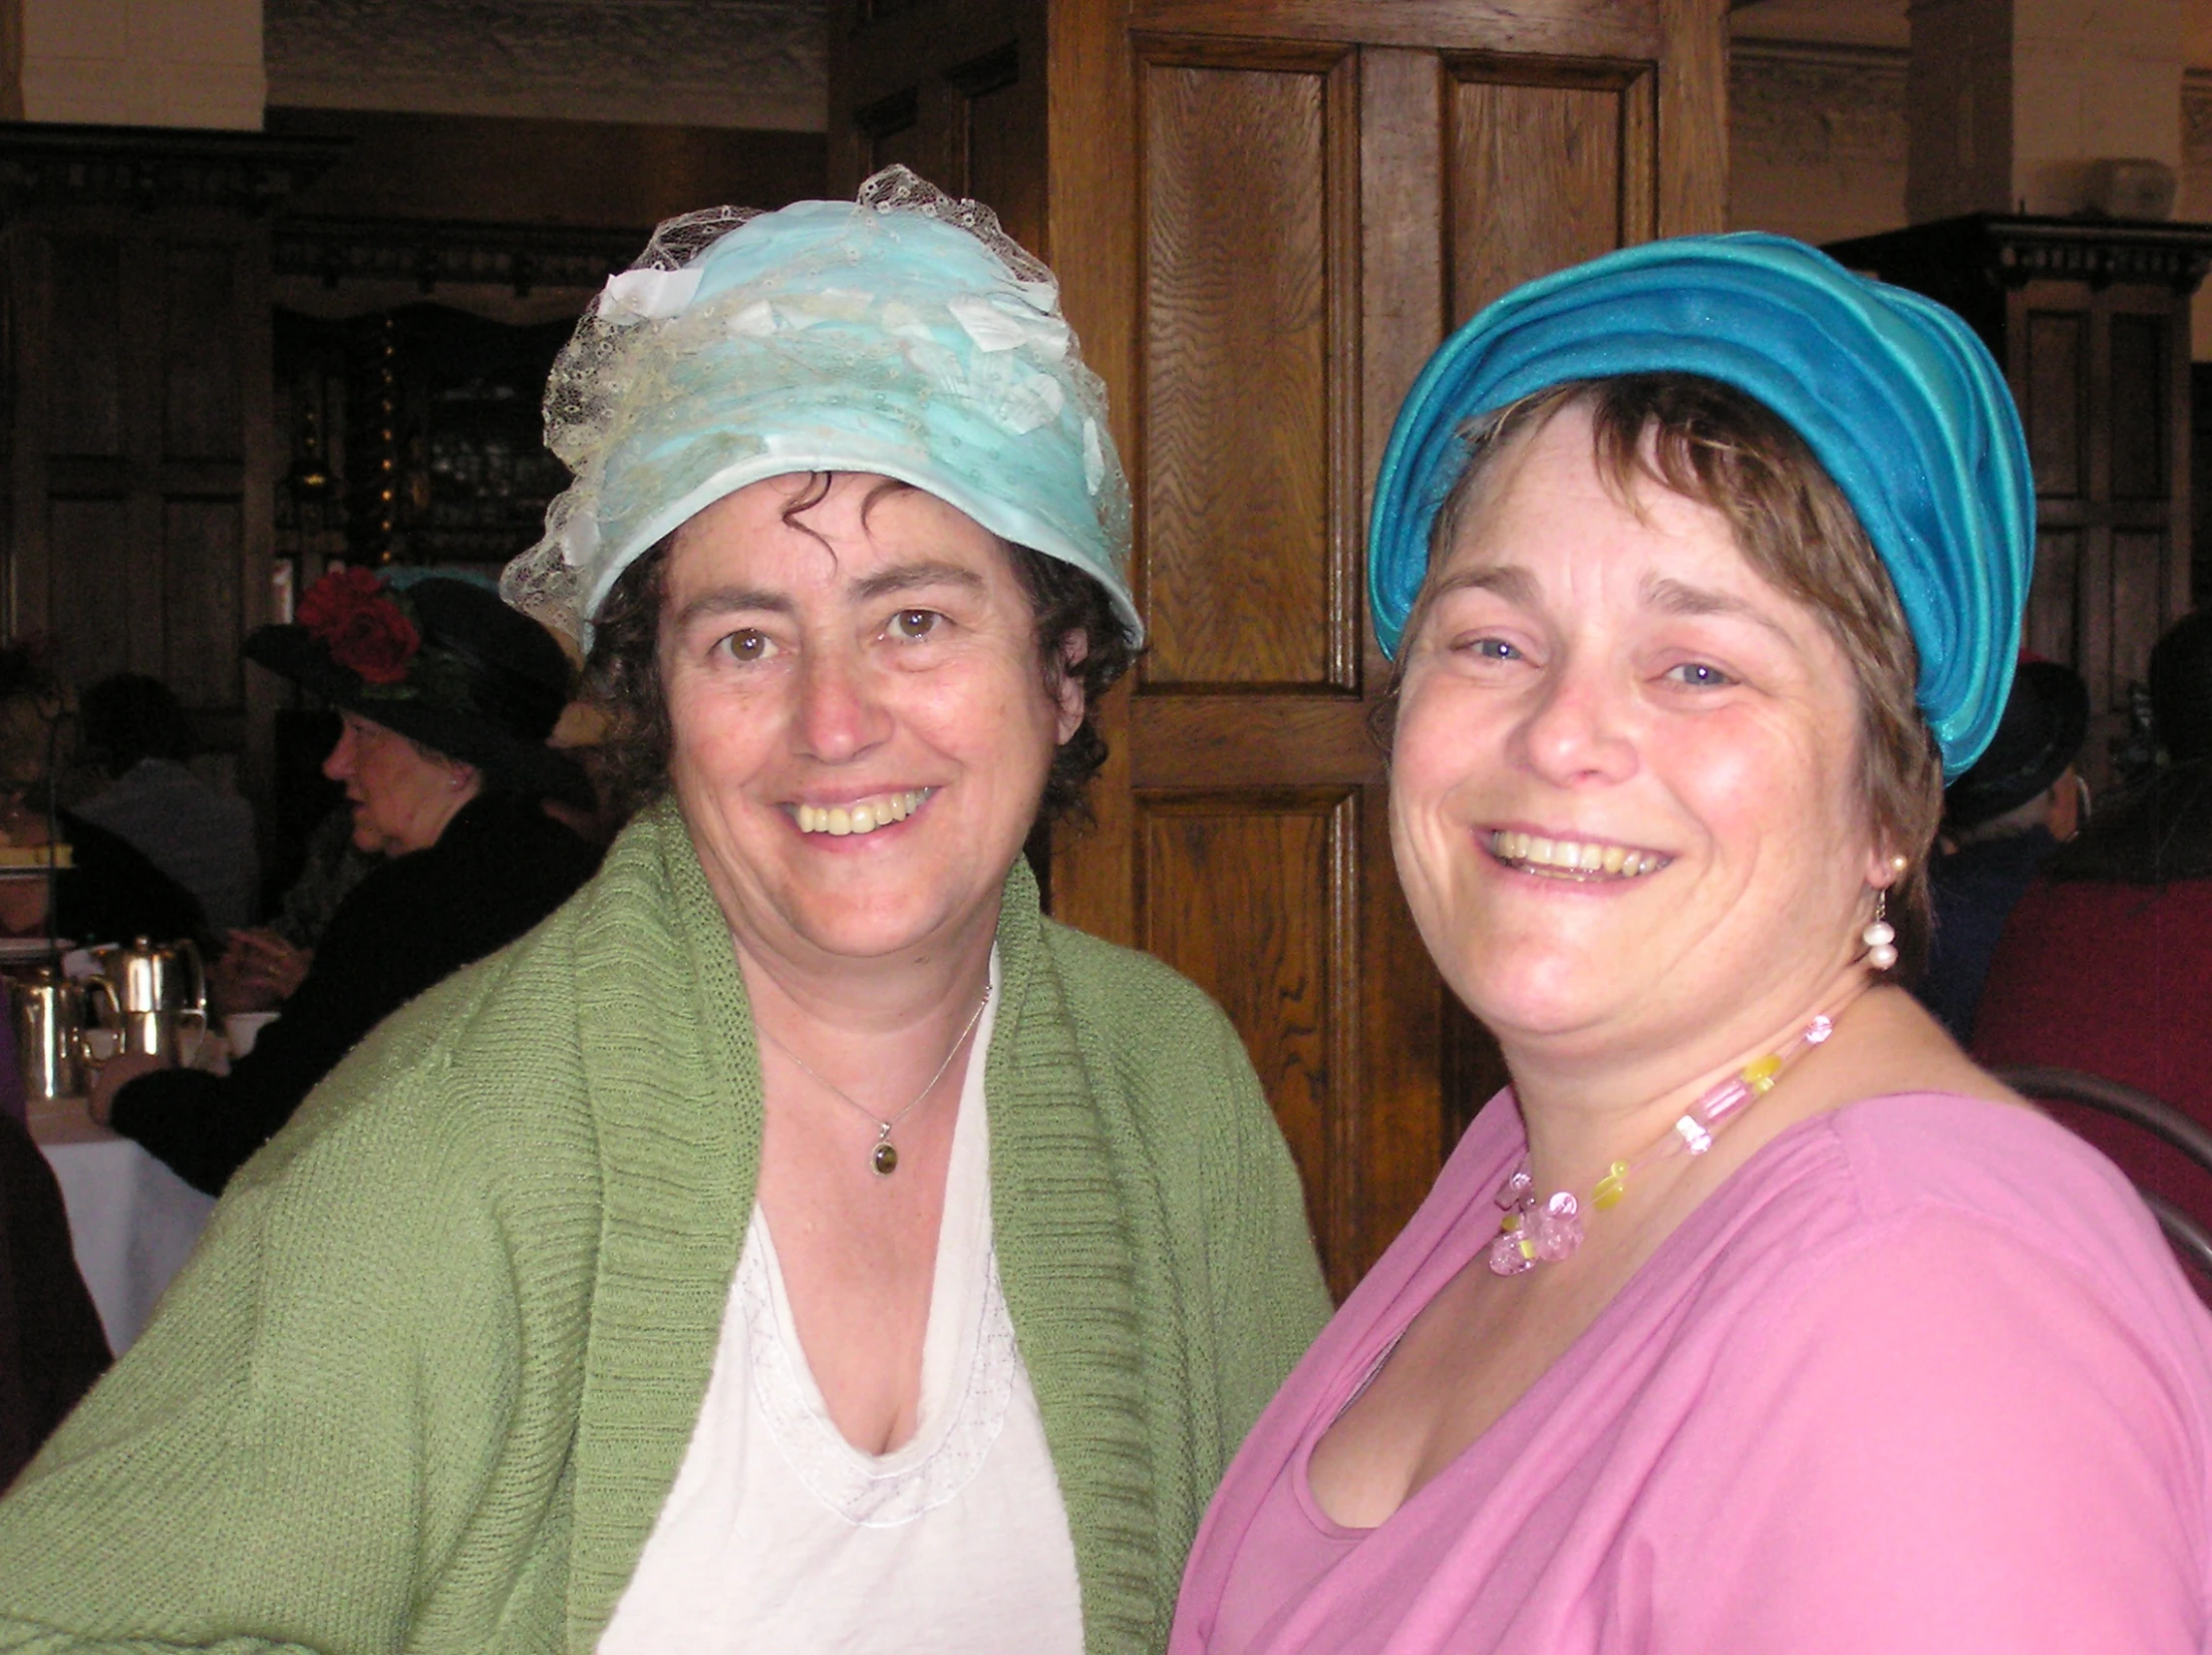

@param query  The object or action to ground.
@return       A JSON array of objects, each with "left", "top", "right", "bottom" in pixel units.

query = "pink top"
[{"left": 1170, "top": 1091, "right": 2212, "bottom": 1655}]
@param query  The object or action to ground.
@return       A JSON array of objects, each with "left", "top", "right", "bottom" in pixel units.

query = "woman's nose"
[
  {"left": 1511, "top": 658, "right": 1638, "bottom": 787},
  {"left": 792, "top": 646, "right": 891, "bottom": 763},
  {"left": 322, "top": 727, "right": 356, "bottom": 781}
]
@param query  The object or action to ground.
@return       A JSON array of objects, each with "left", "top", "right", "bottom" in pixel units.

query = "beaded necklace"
[{"left": 1488, "top": 1000, "right": 1854, "bottom": 1276}]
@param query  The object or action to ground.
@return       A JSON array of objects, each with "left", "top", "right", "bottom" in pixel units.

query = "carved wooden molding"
[
  {"left": 0, "top": 122, "right": 345, "bottom": 216},
  {"left": 272, "top": 213, "right": 645, "bottom": 296},
  {"left": 1830, "top": 214, "right": 2212, "bottom": 298}
]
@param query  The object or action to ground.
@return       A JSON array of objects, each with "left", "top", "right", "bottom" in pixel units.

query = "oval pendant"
[{"left": 871, "top": 1140, "right": 899, "bottom": 1176}]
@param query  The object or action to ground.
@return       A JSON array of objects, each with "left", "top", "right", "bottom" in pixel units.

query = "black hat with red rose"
[{"left": 245, "top": 569, "right": 590, "bottom": 808}]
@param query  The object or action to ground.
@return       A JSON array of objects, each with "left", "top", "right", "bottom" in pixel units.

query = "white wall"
[{"left": 5, "top": 0, "right": 264, "bottom": 128}]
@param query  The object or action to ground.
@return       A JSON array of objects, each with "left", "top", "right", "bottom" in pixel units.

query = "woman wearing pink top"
[{"left": 1170, "top": 237, "right": 2212, "bottom": 1654}]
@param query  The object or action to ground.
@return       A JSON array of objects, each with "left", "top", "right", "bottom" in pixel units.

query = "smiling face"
[
  {"left": 1391, "top": 402, "right": 1895, "bottom": 1066},
  {"left": 656, "top": 473, "right": 1083, "bottom": 976}
]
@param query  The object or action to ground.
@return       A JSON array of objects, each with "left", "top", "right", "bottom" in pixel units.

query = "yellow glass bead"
[
  {"left": 1500, "top": 1211, "right": 1522, "bottom": 1232},
  {"left": 1744, "top": 1054, "right": 1782, "bottom": 1094},
  {"left": 1518, "top": 1235, "right": 1538, "bottom": 1261},
  {"left": 1593, "top": 1160, "right": 1629, "bottom": 1209}
]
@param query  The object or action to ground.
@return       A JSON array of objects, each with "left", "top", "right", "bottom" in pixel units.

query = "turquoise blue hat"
[
  {"left": 1368, "top": 233, "right": 2036, "bottom": 776},
  {"left": 504, "top": 167, "right": 1138, "bottom": 649}
]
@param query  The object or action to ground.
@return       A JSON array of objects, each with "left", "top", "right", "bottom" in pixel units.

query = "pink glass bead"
[
  {"left": 1698, "top": 1074, "right": 1754, "bottom": 1128},
  {"left": 1529, "top": 1190, "right": 1584, "bottom": 1261},
  {"left": 1488, "top": 1229, "right": 1537, "bottom": 1276},
  {"left": 1495, "top": 1164, "right": 1532, "bottom": 1209}
]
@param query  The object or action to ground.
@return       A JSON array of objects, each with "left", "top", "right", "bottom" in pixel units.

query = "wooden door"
[
  {"left": 0, "top": 129, "right": 337, "bottom": 824},
  {"left": 834, "top": 0, "right": 1730, "bottom": 1293}
]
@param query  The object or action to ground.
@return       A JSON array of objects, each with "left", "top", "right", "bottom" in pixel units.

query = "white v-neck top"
[{"left": 599, "top": 969, "right": 1086, "bottom": 1653}]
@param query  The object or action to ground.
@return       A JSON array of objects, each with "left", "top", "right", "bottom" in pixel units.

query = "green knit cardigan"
[{"left": 0, "top": 801, "right": 1329, "bottom": 1654}]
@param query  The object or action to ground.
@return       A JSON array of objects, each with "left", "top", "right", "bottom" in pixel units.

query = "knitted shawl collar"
[{"left": 557, "top": 799, "right": 1158, "bottom": 1652}]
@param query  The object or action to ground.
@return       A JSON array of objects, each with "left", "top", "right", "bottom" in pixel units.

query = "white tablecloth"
[{"left": 30, "top": 1102, "right": 216, "bottom": 1354}]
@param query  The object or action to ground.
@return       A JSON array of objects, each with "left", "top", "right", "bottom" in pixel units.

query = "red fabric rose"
[{"left": 297, "top": 567, "right": 421, "bottom": 686}]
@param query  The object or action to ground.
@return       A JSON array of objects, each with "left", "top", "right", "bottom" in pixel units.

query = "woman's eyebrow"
[
  {"left": 1428, "top": 563, "right": 1539, "bottom": 606},
  {"left": 1642, "top": 574, "right": 1794, "bottom": 644},
  {"left": 851, "top": 560, "right": 989, "bottom": 602},
  {"left": 671, "top": 585, "right": 793, "bottom": 630}
]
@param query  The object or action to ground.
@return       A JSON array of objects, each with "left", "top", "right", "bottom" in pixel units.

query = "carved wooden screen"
[
  {"left": 2, "top": 211, "right": 275, "bottom": 795},
  {"left": 833, "top": 0, "right": 1728, "bottom": 1293},
  {"left": 2012, "top": 278, "right": 2192, "bottom": 788}
]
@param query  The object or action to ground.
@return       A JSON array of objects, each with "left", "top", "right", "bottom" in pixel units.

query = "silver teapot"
[
  {"left": 9, "top": 966, "right": 95, "bottom": 1102},
  {"left": 89, "top": 935, "right": 206, "bottom": 1064}
]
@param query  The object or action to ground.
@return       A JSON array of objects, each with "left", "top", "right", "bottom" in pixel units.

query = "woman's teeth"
[
  {"left": 1488, "top": 829, "right": 1667, "bottom": 879},
  {"left": 795, "top": 790, "right": 929, "bottom": 836}
]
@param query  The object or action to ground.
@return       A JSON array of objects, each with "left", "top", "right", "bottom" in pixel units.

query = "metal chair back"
[{"left": 1998, "top": 1065, "right": 2212, "bottom": 1284}]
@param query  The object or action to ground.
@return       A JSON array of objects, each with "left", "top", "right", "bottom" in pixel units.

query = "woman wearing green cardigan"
[{"left": 0, "top": 171, "right": 1328, "bottom": 1654}]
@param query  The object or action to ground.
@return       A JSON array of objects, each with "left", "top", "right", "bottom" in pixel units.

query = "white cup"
[{"left": 224, "top": 1011, "right": 278, "bottom": 1059}]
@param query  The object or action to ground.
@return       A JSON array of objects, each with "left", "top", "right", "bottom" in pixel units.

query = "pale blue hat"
[
  {"left": 1368, "top": 233, "right": 2036, "bottom": 777},
  {"left": 504, "top": 168, "right": 1138, "bottom": 648}
]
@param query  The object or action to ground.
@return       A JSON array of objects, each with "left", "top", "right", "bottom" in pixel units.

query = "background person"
[
  {"left": 72, "top": 674, "right": 258, "bottom": 933},
  {"left": 0, "top": 643, "right": 202, "bottom": 949},
  {"left": 1172, "top": 238, "right": 2212, "bottom": 1655},
  {"left": 1976, "top": 610, "right": 2212, "bottom": 1217},
  {"left": 89, "top": 569, "right": 602, "bottom": 1194},
  {"left": 0, "top": 171, "right": 1327, "bottom": 1655},
  {"left": 1915, "top": 657, "right": 2089, "bottom": 1041}
]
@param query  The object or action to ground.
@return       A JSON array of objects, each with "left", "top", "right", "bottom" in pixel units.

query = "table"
[{"left": 28, "top": 1095, "right": 215, "bottom": 1353}]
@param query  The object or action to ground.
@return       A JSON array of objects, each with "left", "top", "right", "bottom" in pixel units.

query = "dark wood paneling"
[
  {"left": 2110, "top": 529, "right": 2167, "bottom": 692},
  {"left": 1139, "top": 49, "right": 1353, "bottom": 690},
  {"left": 2027, "top": 526, "right": 2080, "bottom": 664},
  {"left": 162, "top": 498, "right": 243, "bottom": 707},
  {"left": 1131, "top": 695, "right": 1381, "bottom": 787},
  {"left": 270, "top": 107, "right": 826, "bottom": 227},
  {"left": 2109, "top": 312, "right": 2166, "bottom": 502},
  {"left": 163, "top": 243, "right": 243, "bottom": 462},
  {"left": 1447, "top": 60, "right": 1653, "bottom": 322},
  {"left": 960, "top": 48, "right": 1044, "bottom": 254},
  {"left": 1138, "top": 790, "right": 1357, "bottom": 1285},
  {"left": 49, "top": 496, "right": 135, "bottom": 688},
  {"left": 48, "top": 234, "right": 124, "bottom": 459},
  {"left": 1131, "top": 0, "right": 1662, "bottom": 57},
  {"left": 2026, "top": 310, "right": 2084, "bottom": 497}
]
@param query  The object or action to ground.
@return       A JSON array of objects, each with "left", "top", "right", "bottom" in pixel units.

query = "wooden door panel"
[
  {"left": 2025, "top": 309, "right": 2086, "bottom": 499},
  {"left": 2109, "top": 313, "right": 2167, "bottom": 501},
  {"left": 49, "top": 496, "right": 135, "bottom": 689},
  {"left": 48, "top": 235, "right": 126, "bottom": 460},
  {"left": 162, "top": 498, "right": 244, "bottom": 707},
  {"left": 2026, "top": 526, "right": 2081, "bottom": 665},
  {"left": 1446, "top": 58, "right": 1653, "bottom": 322},
  {"left": 1138, "top": 789, "right": 1358, "bottom": 1282},
  {"left": 161, "top": 243, "right": 243, "bottom": 462},
  {"left": 1138, "top": 44, "right": 1357, "bottom": 690}
]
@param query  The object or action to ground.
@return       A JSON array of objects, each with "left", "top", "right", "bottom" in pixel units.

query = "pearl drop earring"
[{"left": 1862, "top": 888, "right": 1898, "bottom": 972}]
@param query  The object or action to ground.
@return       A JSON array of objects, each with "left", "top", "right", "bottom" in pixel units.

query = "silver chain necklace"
[{"left": 759, "top": 987, "right": 990, "bottom": 1176}]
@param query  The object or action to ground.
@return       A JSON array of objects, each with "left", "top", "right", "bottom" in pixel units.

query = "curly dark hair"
[{"left": 584, "top": 494, "right": 1135, "bottom": 827}]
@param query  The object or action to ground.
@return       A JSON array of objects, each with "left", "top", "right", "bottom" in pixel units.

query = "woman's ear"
[
  {"left": 1862, "top": 844, "right": 1910, "bottom": 889},
  {"left": 1053, "top": 630, "right": 1089, "bottom": 745}
]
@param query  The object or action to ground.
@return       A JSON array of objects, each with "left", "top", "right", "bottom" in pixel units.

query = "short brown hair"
[
  {"left": 583, "top": 483, "right": 1134, "bottom": 828},
  {"left": 1396, "top": 374, "right": 1944, "bottom": 979}
]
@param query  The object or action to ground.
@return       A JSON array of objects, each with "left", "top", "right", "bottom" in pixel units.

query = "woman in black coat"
[{"left": 92, "top": 574, "right": 602, "bottom": 1194}]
